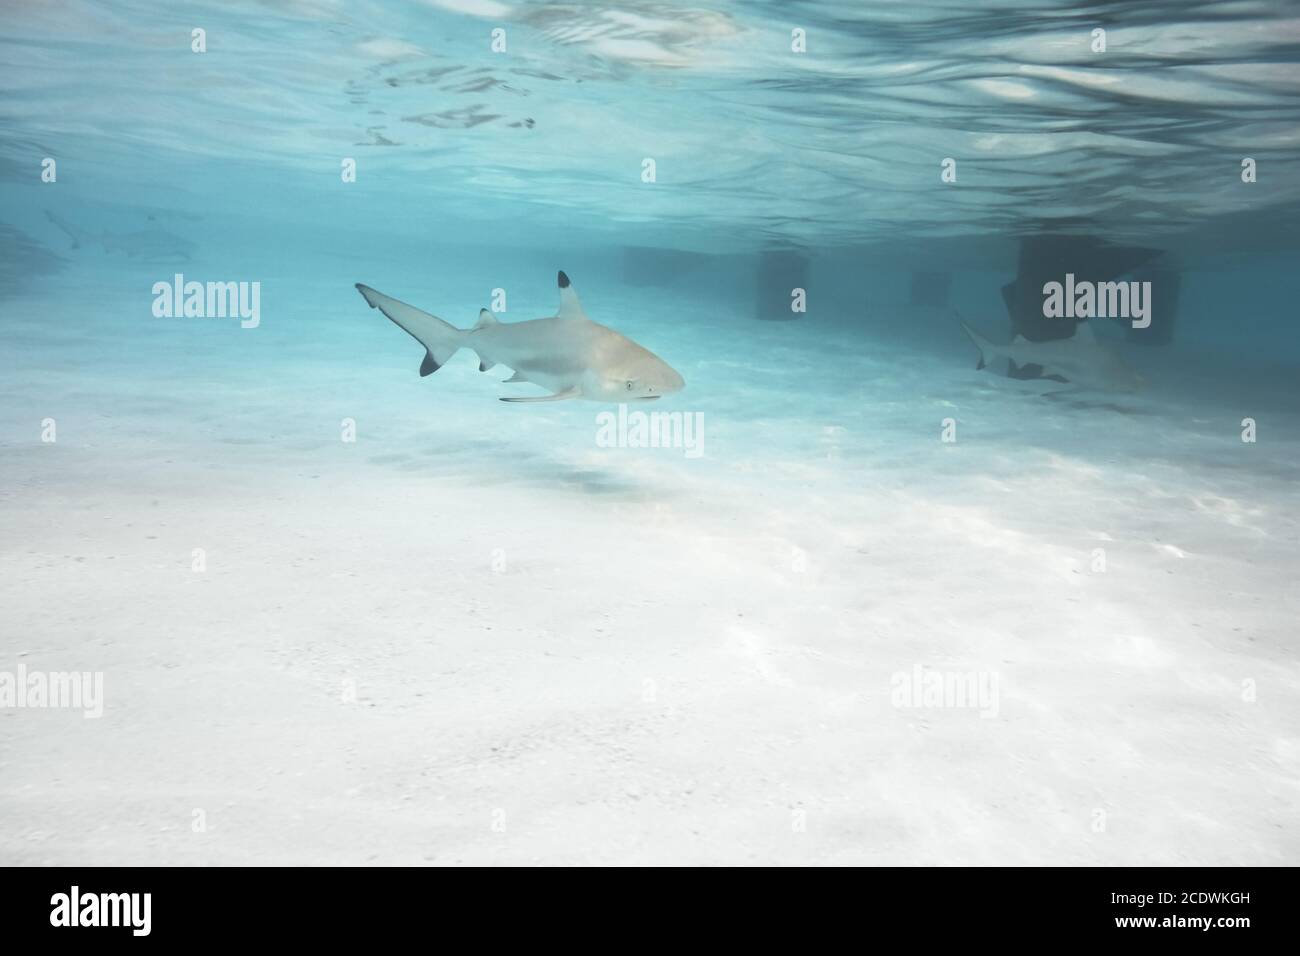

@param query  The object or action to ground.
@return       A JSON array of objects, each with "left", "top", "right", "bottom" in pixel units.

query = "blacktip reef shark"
[
  {"left": 355, "top": 271, "right": 685, "bottom": 403},
  {"left": 960, "top": 317, "right": 1145, "bottom": 393}
]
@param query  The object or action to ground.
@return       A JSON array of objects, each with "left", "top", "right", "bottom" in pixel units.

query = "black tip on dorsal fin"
[{"left": 557, "top": 270, "right": 570, "bottom": 289}]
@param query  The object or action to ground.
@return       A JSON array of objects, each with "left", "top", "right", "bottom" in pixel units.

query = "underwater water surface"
[{"left": 1, "top": 0, "right": 1298, "bottom": 866}]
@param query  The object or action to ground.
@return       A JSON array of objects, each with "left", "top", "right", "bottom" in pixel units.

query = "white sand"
[{"left": 1, "top": 265, "right": 1297, "bottom": 865}]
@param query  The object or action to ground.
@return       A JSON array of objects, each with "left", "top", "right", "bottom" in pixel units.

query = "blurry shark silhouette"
[
  {"left": 1001, "top": 234, "right": 1163, "bottom": 380},
  {"left": 45, "top": 210, "right": 195, "bottom": 263},
  {"left": 356, "top": 271, "right": 685, "bottom": 403},
  {"left": 961, "top": 317, "right": 1145, "bottom": 393}
]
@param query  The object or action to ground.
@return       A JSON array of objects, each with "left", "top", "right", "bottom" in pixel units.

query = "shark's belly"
[{"left": 476, "top": 321, "right": 595, "bottom": 387}]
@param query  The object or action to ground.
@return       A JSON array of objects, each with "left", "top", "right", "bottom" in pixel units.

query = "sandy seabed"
[{"left": 2, "top": 264, "right": 1297, "bottom": 865}]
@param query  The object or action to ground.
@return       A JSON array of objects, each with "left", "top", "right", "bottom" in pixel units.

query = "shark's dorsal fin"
[
  {"left": 1012, "top": 334, "right": 1027, "bottom": 345},
  {"left": 557, "top": 270, "right": 585, "bottom": 320},
  {"left": 1075, "top": 320, "right": 1097, "bottom": 341}
]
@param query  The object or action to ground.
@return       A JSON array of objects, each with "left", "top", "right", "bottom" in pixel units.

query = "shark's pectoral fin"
[
  {"left": 1040, "top": 387, "right": 1084, "bottom": 400},
  {"left": 420, "top": 350, "right": 439, "bottom": 376},
  {"left": 499, "top": 386, "right": 580, "bottom": 403}
]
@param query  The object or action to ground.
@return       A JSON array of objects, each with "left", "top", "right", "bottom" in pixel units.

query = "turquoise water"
[{"left": 1, "top": 1, "right": 1298, "bottom": 865}]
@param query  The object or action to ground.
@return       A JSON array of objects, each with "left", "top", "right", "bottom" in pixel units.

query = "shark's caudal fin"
[
  {"left": 355, "top": 284, "right": 466, "bottom": 376},
  {"left": 45, "top": 210, "right": 86, "bottom": 250},
  {"left": 958, "top": 319, "right": 1001, "bottom": 371},
  {"left": 556, "top": 270, "right": 586, "bottom": 319}
]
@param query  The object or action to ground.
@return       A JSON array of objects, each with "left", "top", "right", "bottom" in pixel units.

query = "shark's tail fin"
[
  {"left": 957, "top": 316, "right": 1001, "bottom": 371},
  {"left": 356, "top": 284, "right": 466, "bottom": 377},
  {"left": 45, "top": 210, "right": 85, "bottom": 250}
]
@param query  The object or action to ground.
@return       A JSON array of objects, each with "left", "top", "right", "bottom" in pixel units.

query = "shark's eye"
[{"left": 625, "top": 381, "right": 634, "bottom": 391}]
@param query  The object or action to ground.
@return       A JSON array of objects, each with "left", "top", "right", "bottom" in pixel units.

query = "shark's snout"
[
  {"left": 620, "top": 360, "right": 684, "bottom": 400},
  {"left": 642, "top": 366, "right": 685, "bottom": 399}
]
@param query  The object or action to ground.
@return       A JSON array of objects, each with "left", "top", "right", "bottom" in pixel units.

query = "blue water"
[{"left": 1, "top": 1, "right": 1298, "bottom": 865}]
